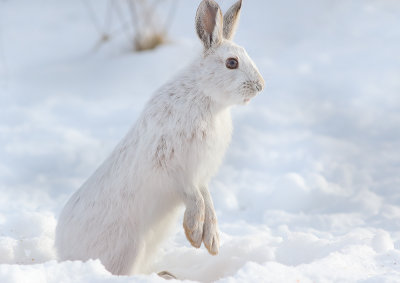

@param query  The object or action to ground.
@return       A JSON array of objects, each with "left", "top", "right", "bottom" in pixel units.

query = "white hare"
[{"left": 55, "top": 0, "right": 264, "bottom": 275}]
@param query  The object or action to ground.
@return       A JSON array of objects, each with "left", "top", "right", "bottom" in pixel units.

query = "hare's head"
[{"left": 196, "top": 0, "right": 264, "bottom": 106}]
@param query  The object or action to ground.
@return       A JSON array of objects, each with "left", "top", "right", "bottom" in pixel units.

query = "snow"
[{"left": 1, "top": 0, "right": 400, "bottom": 282}]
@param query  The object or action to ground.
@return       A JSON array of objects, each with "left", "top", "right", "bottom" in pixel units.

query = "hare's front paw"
[
  {"left": 203, "top": 209, "right": 219, "bottom": 255},
  {"left": 183, "top": 204, "right": 205, "bottom": 248}
]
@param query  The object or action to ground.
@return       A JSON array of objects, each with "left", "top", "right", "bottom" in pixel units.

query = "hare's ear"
[
  {"left": 223, "top": 0, "right": 242, "bottom": 40},
  {"left": 196, "top": 0, "right": 223, "bottom": 49}
]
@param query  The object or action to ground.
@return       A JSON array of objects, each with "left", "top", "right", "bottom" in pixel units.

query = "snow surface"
[{"left": 1, "top": 0, "right": 400, "bottom": 282}]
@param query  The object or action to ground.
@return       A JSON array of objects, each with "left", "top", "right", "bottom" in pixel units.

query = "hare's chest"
[
  {"left": 207, "top": 111, "right": 232, "bottom": 156},
  {"left": 195, "top": 110, "right": 233, "bottom": 181}
]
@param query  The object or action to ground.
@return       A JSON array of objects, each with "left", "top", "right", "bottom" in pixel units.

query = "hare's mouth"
[
  {"left": 240, "top": 81, "right": 261, "bottom": 104},
  {"left": 242, "top": 92, "right": 257, "bottom": 104}
]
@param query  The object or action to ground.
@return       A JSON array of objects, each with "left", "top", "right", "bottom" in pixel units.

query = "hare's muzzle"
[
  {"left": 255, "top": 74, "right": 265, "bottom": 92},
  {"left": 255, "top": 81, "right": 264, "bottom": 92}
]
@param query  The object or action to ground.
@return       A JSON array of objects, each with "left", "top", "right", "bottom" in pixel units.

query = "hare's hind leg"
[
  {"left": 102, "top": 236, "right": 146, "bottom": 275},
  {"left": 158, "top": 271, "right": 177, "bottom": 280}
]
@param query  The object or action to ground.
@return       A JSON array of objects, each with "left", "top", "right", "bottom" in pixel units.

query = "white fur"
[{"left": 55, "top": 0, "right": 264, "bottom": 275}]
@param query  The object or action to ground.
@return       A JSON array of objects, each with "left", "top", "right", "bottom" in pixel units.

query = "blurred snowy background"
[{"left": 1, "top": 0, "right": 400, "bottom": 282}]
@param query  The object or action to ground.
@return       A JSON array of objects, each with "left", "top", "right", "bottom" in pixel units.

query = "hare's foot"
[
  {"left": 183, "top": 200, "right": 205, "bottom": 248},
  {"left": 202, "top": 208, "right": 219, "bottom": 255},
  {"left": 157, "top": 271, "right": 177, "bottom": 280}
]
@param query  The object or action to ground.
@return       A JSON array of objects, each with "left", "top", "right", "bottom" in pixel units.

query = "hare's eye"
[{"left": 226, "top": 58, "right": 239, "bottom": 69}]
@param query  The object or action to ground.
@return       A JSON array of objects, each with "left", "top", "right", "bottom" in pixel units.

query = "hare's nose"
[
  {"left": 254, "top": 72, "right": 265, "bottom": 92},
  {"left": 255, "top": 82, "right": 263, "bottom": 92},
  {"left": 255, "top": 77, "right": 265, "bottom": 92}
]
